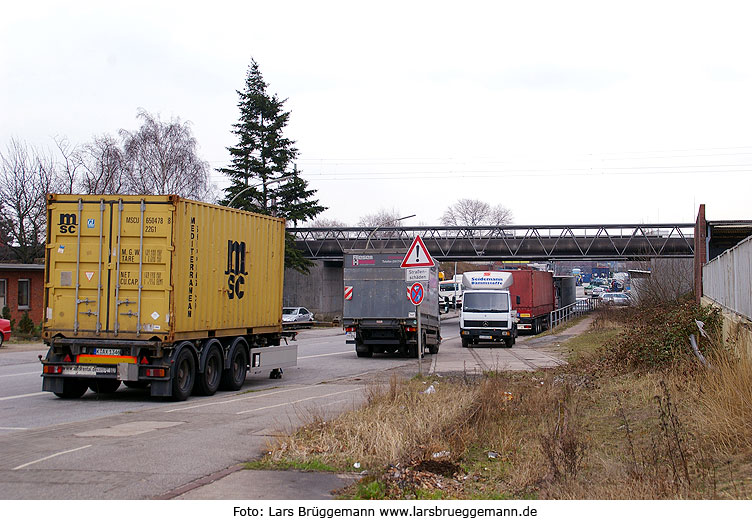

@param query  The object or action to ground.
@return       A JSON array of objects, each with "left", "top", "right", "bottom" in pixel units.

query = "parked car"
[
  {"left": 600, "top": 292, "right": 631, "bottom": 306},
  {"left": 282, "top": 307, "right": 314, "bottom": 323},
  {"left": 591, "top": 286, "right": 606, "bottom": 298},
  {"left": 0, "top": 318, "right": 10, "bottom": 347}
]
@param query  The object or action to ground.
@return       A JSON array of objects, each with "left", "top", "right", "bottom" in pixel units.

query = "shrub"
[
  {"left": 18, "top": 311, "right": 35, "bottom": 336},
  {"left": 603, "top": 296, "right": 721, "bottom": 370}
]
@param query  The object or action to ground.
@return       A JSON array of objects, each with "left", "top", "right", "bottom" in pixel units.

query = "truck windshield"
[{"left": 462, "top": 292, "right": 509, "bottom": 313}]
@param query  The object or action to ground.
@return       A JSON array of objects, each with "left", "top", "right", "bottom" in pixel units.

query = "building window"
[
  {"left": 18, "top": 279, "right": 30, "bottom": 309},
  {"left": 0, "top": 279, "right": 6, "bottom": 311}
]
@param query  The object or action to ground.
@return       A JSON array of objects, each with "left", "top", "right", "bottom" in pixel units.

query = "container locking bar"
[
  {"left": 73, "top": 199, "right": 83, "bottom": 335},
  {"left": 114, "top": 199, "right": 123, "bottom": 336},
  {"left": 136, "top": 199, "right": 145, "bottom": 337},
  {"left": 95, "top": 199, "right": 104, "bottom": 334}
]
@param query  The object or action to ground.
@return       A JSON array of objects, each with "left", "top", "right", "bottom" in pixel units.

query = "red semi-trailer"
[{"left": 508, "top": 270, "right": 555, "bottom": 334}]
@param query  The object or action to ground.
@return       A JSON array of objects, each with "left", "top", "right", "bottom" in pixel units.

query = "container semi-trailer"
[
  {"left": 40, "top": 194, "right": 297, "bottom": 400},
  {"left": 343, "top": 251, "right": 440, "bottom": 357},
  {"left": 508, "top": 269, "right": 555, "bottom": 334}
]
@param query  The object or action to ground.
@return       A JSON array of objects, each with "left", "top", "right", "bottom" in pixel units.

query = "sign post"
[
  {"left": 402, "top": 236, "right": 435, "bottom": 376},
  {"left": 408, "top": 281, "right": 425, "bottom": 375}
]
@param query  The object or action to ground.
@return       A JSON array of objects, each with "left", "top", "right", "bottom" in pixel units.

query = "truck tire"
[
  {"left": 461, "top": 337, "right": 469, "bottom": 348},
  {"left": 171, "top": 348, "right": 196, "bottom": 401},
  {"left": 220, "top": 344, "right": 248, "bottom": 391},
  {"left": 194, "top": 344, "right": 222, "bottom": 396},
  {"left": 87, "top": 379, "right": 121, "bottom": 394},
  {"left": 504, "top": 337, "right": 514, "bottom": 348},
  {"left": 54, "top": 378, "right": 88, "bottom": 399},
  {"left": 356, "top": 344, "right": 373, "bottom": 358},
  {"left": 428, "top": 343, "right": 439, "bottom": 354}
]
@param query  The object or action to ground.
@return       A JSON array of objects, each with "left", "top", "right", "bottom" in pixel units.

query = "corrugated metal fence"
[{"left": 703, "top": 235, "right": 752, "bottom": 320}]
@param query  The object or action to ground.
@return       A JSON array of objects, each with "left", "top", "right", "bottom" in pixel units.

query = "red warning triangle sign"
[{"left": 400, "top": 235, "right": 435, "bottom": 268}]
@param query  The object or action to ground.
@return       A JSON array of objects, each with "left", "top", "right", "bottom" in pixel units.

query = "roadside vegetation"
[{"left": 256, "top": 296, "right": 752, "bottom": 499}]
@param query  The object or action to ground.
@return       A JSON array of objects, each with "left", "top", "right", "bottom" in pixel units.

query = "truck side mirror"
[{"left": 516, "top": 296, "right": 521, "bottom": 304}]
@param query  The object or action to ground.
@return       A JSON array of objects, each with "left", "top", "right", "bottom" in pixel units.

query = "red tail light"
[
  {"left": 44, "top": 365, "right": 63, "bottom": 374},
  {"left": 345, "top": 327, "right": 356, "bottom": 332},
  {"left": 145, "top": 368, "right": 165, "bottom": 377},
  {"left": 405, "top": 326, "right": 417, "bottom": 332}
]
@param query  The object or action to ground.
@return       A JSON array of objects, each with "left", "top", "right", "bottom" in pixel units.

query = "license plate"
[
  {"left": 480, "top": 335, "right": 492, "bottom": 340},
  {"left": 93, "top": 348, "right": 125, "bottom": 356},
  {"left": 62, "top": 365, "right": 117, "bottom": 377}
]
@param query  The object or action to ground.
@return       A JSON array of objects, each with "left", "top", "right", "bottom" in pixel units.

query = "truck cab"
[
  {"left": 439, "top": 275, "right": 463, "bottom": 311},
  {"left": 459, "top": 271, "right": 518, "bottom": 348}
]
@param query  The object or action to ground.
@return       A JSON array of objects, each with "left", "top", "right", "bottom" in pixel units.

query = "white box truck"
[{"left": 460, "top": 271, "right": 518, "bottom": 348}]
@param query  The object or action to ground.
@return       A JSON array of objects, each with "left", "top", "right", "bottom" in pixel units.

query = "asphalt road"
[
  {"left": 0, "top": 312, "right": 577, "bottom": 500},
  {"left": 0, "top": 328, "right": 429, "bottom": 499}
]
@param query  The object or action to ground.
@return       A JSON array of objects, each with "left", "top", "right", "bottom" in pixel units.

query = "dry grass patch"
[{"left": 257, "top": 302, "right": 752, "bottom": 499}]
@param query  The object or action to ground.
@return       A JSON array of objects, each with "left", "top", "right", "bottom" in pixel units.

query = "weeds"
[{"left": 252, "top": 298, "right": 752, "bottom": 500}]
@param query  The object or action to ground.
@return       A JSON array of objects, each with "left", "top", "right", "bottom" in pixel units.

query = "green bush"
[
  {"left": 604, "top": 296, "right": 721, "bottom": 370},
  {"left": 1, "top": 305, "right": 9, "bottom": 320},
  {"left": 18, "top": 311, "right": 35, "bottom": 336}
]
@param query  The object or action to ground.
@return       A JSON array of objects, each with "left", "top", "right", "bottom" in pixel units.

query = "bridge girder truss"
[{"left": 288, "top": 223, "right": 695, "bottom": 261}]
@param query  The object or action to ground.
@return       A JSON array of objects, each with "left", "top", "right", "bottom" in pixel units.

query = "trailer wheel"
[
  {"left": 356, "top": 344, "right": 373, "bottom": 358},
  {"left": 87, "top": 379, "right": 121, "bottom": 394},
  {"left": 194, "top": 345, "right": 222, "bottom": 396},
  {"left": 53, "top": 378, "right": 88, "bottom": 399},
  {"left": 171, "top": 348, "right": 196, "bottom": 401},
  {"left": 220, "top": 344, "right": 247, "bottom": 391}
]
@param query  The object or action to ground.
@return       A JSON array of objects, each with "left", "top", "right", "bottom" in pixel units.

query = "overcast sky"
[{"left": 2, "top": 1, "right": 751, "bottom": 226}]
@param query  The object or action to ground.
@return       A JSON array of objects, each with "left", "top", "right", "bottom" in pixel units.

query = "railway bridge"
[{"left": 289, "top": 223, "right": 696, "bottom": 261}]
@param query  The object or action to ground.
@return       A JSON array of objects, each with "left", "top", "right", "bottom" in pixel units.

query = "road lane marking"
[
  {"left": 0, "top": 371, "right": 39, "bottom": 378},
  {"left": 0, "top": 427, "right": 29, "bottom": 430},
  {"left": 12, "top": 445, "right": 92, "bottom": 470},
  {"left": 0, "top": 392, "right": 46, "bottom": 401},
  {"left": 164, "top": 386, "right": 311, "bottom": 413},
  {"left": 236, "top": 388, "right": 361, "bottom": 415},
  {"left": 299, "top": 351, "right": 352, "bottom": 359}
]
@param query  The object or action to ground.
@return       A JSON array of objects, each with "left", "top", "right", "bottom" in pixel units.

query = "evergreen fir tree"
[{"left": 219, "top": 59, "right": 325, "bottom": 273}]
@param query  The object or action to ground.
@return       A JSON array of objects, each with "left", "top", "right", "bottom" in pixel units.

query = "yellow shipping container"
[{"left": 43, "top": 194, "right": 285, "bottom": 342}]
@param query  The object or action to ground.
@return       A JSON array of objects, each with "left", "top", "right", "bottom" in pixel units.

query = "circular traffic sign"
[{"left": 409, "top": 282, "right": 424, "bottom": 306}]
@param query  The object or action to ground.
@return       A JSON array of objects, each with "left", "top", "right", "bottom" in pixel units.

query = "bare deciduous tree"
[
  {"left": 78, "top": 134, "right": 128, "bottom": 194},
  {"left": 0, "top": 139, "right": 57, "bottom": 262},
  {"left": 441, "top": 198, "right": 513, "bottom": 226},
  {"left": 358, "top": 208, "right": 408, "bottom": 245},
  {"left": 120, "top": 109, "right": 212, "bottom": 200},
  {"left": 630, "top": 258, "right": 693, "bottom": 306},
  {"left": 358, "top": 208, "right": 407, "bottom": 228},
  {"left": 54, "top": 137, "right": 83, "bottom": 194}
]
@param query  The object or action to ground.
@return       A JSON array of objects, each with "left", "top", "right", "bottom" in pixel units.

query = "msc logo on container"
[
  {"left": 58, "top": 213, "right": 77, "bottom": 234},
  {"left": 225, "top": 240, "right": 248, "bottom": 299}
]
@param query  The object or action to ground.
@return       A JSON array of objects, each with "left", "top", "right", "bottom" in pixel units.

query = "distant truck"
[
  {"left": 460, "top": 271, "right": 518, "bottom": 347},
  {"left": 591, "top": 266, "right": 610, "bottom": 279},
  {"left": 40, "top": 194, "right": 297, "bottom": 400},
  {"left": 553, "top": 275, "right": 577, "bottom": 309},
  {"left": 343, "top": 251, "right": 440, "bottom": 357},
  {"left": 439, "top": 274, "right": 463, "bottom": 311},
  {"left": 508, "top": 269, "right": 555, "bottom": 334}
]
